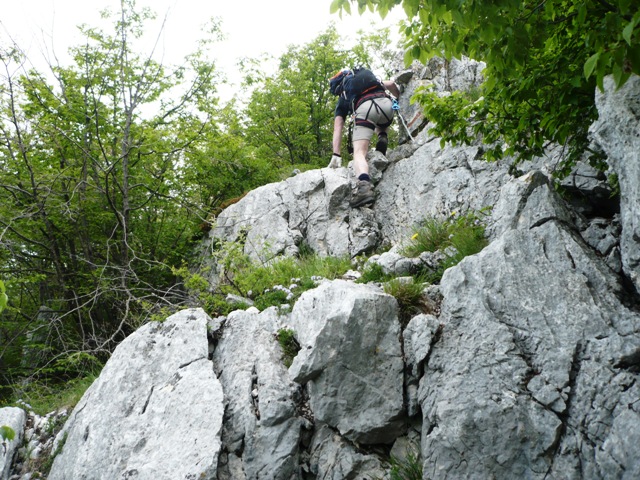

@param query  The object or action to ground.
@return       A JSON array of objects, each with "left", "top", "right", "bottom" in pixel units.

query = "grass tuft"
[{"left": 276, "top": 328, "right": 300, "bottom": 368}]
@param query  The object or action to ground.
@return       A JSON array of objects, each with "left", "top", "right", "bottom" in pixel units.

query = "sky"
[{"left": 1, "top": 0, "right": 405, "bottom": 100}]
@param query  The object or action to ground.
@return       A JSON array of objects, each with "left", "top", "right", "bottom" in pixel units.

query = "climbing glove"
[{"left": 328, "top": 153, "right": 342, "bottom": 168}]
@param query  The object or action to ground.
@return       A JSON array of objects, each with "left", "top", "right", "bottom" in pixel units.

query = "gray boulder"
[
  {"left": 211, "top": 307, "right": 302, "bottom": 480},
  {"left": 48, "top": 309, "right": 224, "bottom": 480},
  {"left": 306, "top": 425, "right": 387, "bottom": 479},
  {"left": 288, "top": 280, "right": 405, "bottom": 445},
  {"left": 417, "top": 173, "right": 640, "bottom": 479},
  {"left": 589, "top": 74, "right": 640, "bottom": 292},
  {"left": 210, "top": 168, "right": 378, "bottom": 265}
]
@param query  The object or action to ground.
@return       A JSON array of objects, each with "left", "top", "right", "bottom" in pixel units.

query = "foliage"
[
  {"left": 2, "top": 374, "right": 97, "bottom": 416},
  {"left": 401, "top": 217, "right": 451, "bottom": 258},
  {"left": 276, "top": 328, "right": 300, "bottom": 368},
  {"left": 172, "top": 266, "right": 236, "bottom": 318},
  {"left": 0, "top": 280, "right": 6, "bottom": 313},
  {"left": 335, "top": 0, "right": 640, "bottom": 173},
  {"left": 0, "top": 424, "right": 15, "bottom": 442},
  {"left": 180, "top": 239, "right": 352, "bottom": 314},
  {"left": 226, "top": 248, "right": 352, "bottom": 310},
  {"left": 384, "top": 277, "right": 426, "bottom": 325},
  {"left": 0, "top": 0, "right": 226, "bottom": 394},
  {"left": 389, "top": 452, "right": 423, "bottom": 480},
  {"left": 357, "top": 262, "right": 394, "bottom": 284},
  {"left": 402, "top": 211, "right": 488, "bottom": 282}
]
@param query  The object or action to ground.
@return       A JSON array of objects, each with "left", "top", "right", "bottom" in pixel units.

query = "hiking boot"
[
  {"left": 349, "top": 180, "right": 375, "bottom": 208},
  {"left": 375, "top": 134, "right": 388, "bottom": 155}
]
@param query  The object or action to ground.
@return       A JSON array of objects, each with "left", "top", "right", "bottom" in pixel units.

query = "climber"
[{"left": 328, "top": 67, "right": 401, "bottom": 208}]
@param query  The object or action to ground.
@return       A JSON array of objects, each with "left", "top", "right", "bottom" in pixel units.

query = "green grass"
[
  {"left": 401, "top": 211, "right": 488, "bottom": 283},
  {"left": 276, "top": 328, "right": 300, "bottom": 367},
  {"left": 356, "top": 262, "right": 394, "bottom": 284},
  {"left": 3, "top": 374, "right": 97, "bottom": 416},
  {"left": 384, "top": 277, "right": 426, "bottom": 326},
  {"left": 401, "top": 217, "right": 451, "bottom": 258},
  {"left": 232, "top": 253, "right": 352, "bottom": 310},
  {"left": 389, "top": 452, "right": 423, "bottom": 480}
]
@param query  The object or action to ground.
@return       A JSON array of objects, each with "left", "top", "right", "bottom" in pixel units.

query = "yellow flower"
[{"left": 411, "top": 233, "right": 419, "bottom": 240}]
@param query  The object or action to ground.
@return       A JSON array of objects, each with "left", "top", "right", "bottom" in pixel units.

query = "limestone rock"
[
  {"left": 288, "top": 280, "right": 405, "bottom": 444},
  {"left": 417, "top": 176, "right": 640, "bottom": 479},
  {"left": 377, "top": 140, "right": 510, "bottom": 244},
  {"left": 48, "top": 309, "right": 223, "bottom": 480},
  {"left": 210, "top": 168, "right": 378, "bottom": 266},
  {"left": 589, "top": 74, "right": 640, "bottom": 291},
  {"left": 395, "top": 57, "right": 486, "bottom": 143},
  {"left": 211, "top": 307, "right": 302, "bottom": 479},
  {"left": 306, "top": 425, "right": 387, "bottom": 479}
]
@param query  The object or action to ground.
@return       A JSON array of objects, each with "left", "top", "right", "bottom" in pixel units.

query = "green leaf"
[
  {"left": 622, "top": 19, "right": 636, "bottom": 46},
  {"left": 584, "top": 51, "right": 601, "bottom": 79},
  {"left": 404, "top": 0, "right": 421, "bottom": 17},
  {"left": 577, "top": 5, "right": 587, "bottom": 26},
  {"left": 0, "top": 425, "right": 16, "bottom": 442},
  {"left": 612, "top": 62, "right": 631, "bottom": 88},
  {"left": 329, "top": 0, "right": 341, "bottom": 14}
]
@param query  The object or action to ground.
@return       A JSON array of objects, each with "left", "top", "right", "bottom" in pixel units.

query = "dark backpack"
[
  {"left": 329, "top": 67, "right": 384, "bottom": 105},
  {"left": 341, "top": 67, "right": 383, "bottom": 105}
]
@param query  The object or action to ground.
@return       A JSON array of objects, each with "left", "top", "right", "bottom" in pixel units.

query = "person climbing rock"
[{"left": 328, "top": 67, "right": 400, "bottom": 208}]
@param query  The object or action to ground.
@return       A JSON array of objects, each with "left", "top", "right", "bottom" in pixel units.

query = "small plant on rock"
[
  {"left": 402, "top": 210, "right": 488, "bottom": 283},
  {"left": 384, "top": 277, "right": 426, "bottom": 326},
  {"left": 389, "top": 451, "right": 423, "bottom": 480},
  {"left": 1, "top": 425, "right": 15, "bottom": 454},
  {"left": 357, "top": 262, "right": 394, "bottom": 284},
  {"left": 276, "top": 328, "right": 300, "bottom": 368}
]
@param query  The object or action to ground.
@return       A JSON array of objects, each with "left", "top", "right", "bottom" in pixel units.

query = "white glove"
[{"left": 328, "top": 154, "right": 342, "bottom": 168}]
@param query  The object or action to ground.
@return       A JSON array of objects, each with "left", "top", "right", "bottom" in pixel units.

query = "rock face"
[
  {"left": 211, "top": 168, "right": 379, "bottom": 263},
  {"left": 14, "top": 72, "right": 640, "bottom": 479},
  {"left": 394, "top": 56, "right": 486, "bottom": 143},
  {"left": 211, "top": 307, "right": 302, "bottom": 480},
  {"left": 289, "top": 280, "right": 405, "bottom": 444},
  {"left": 589, "top": 74, "right": 640, "bottom": 292},
  {"left": 47, "top": 309, "right": 224, "bottom": 480},
  {"left": 421, "top": 172, "right": 640, "bottom": 478}
]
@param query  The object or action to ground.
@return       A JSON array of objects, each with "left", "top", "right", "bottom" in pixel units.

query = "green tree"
[
  {"left": 0, "top": 0, "right": 224, "bottom": 393},
  {"left": 334, "top": 0, "right": 640, "bottom": 172}
]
